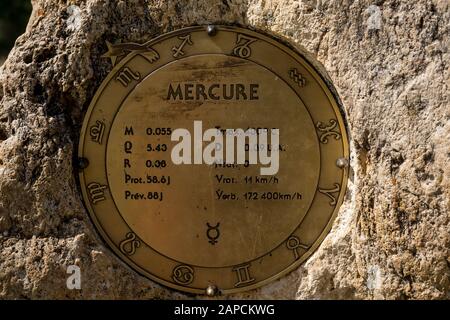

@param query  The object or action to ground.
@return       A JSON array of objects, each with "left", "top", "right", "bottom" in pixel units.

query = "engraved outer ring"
[{"left": 78, "top": 25, "right": 350, "bottom": 295}]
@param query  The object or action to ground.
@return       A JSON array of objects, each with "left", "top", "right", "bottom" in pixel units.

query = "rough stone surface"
[{"left": 0, "top": 0, "right": 448, "bottom": 299}]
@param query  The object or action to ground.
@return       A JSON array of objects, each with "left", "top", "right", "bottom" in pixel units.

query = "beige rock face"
[{"left": 0, "top": 0, "right": 448, "bottom": 299}]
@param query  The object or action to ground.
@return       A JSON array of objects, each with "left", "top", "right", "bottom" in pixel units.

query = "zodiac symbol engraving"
[
  {"left": 318, "top": 183, "right": 341, "bottom": 206},
  {"left": 89, "top": 120, "right": 105, "bottom": 144},
  {"left": 172, "top": 265, "right": 194, "bottom": 285},
  {"left": 316, "top": 119, "right": 341, "bottom": 144},
  {"left": 115, "top": 67, "right": 141, "bottom": 87},
  {"left": 286, "top": 236, "right": 309, "bottom": 260},
  {"left": 172, "top": 34, "right": 193, "bottom": 58},
  {"left": 206, "top": 222, "right": 220, "bottom": 245},
  {"left": 119, "top": 232, "right": 141, "bottom": 256},
  {"left": 233, "top": 264, "right": 255, "bottom": 287},
  {"left": 289, "top": 68, "right": 307, "bottom": 87},
  {"left": 232, "top": 34, "right": 257, "bottom": 58},
  {"left": 86, "top": 182, "right": 107, "bottom": 204},
  {"left": 102, "top": 41, "right": 160, "bottom": 66}
]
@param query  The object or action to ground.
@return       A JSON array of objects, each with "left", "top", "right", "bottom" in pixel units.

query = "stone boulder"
[{"left": 0, "top": 0, "right": 448, "bottom": 299}]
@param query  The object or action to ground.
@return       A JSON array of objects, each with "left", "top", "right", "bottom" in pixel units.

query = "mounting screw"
[
  {"left": 336, "top": 157, "right": 349, "bottom": 168},
  {"left": 207, "top": 25, "right": 217, "bottom": 37},
  {"left": 205, "top": 284, "right": 218, "bottom": 297},
  {"left": 77, "top": 157, "right": 90, "bottom": 170}
]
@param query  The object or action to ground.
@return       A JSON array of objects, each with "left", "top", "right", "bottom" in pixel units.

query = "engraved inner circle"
[{"left": 106, "top": 54, "right": 320, "bottom": 267}]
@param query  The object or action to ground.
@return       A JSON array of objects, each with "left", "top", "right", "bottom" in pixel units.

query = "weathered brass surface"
[{"left": 78, "top": 26, "right": 349, "bottom": 295}]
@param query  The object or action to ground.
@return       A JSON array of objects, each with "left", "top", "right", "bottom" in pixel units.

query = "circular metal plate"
[{"left": 78, "top": 25, "right": 349, "bottom": 295}]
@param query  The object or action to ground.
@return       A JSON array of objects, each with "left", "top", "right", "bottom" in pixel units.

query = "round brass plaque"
[{"left": 78, "top": 26, "right": 349, "bottom": 295}]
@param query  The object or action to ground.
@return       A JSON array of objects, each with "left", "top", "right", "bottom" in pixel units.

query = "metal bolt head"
[
  {"left": 77, "top": 157, "right": 90, "bottom": 170},
  {"left": 207, "top": 25, "right": 217, "bottom": 36},
  {"left": 205, "top": 284, "right": 218, "bottom": 296},
  {"left": 336, "top": 157, "right": 349, "bottom": 168}
]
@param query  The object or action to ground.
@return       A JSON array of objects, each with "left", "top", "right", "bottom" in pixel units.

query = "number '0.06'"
[{"left": 145, "top": 160, "right": 167, "bottom": 168}]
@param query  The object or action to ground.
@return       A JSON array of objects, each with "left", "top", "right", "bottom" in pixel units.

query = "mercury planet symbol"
[{"left": 206, "top": 222, "right": 220, "bottom": 245}]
